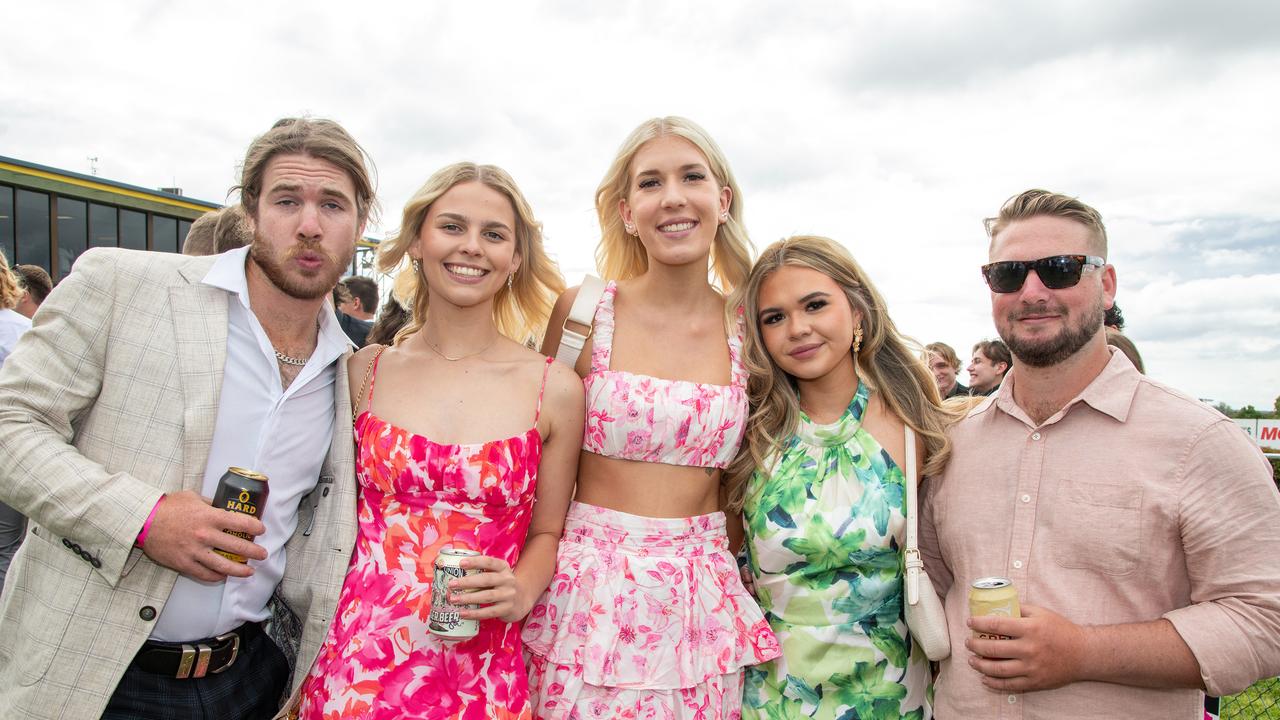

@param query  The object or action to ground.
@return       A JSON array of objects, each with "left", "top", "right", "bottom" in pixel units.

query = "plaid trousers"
[{"left": 101, "top": 626, "right": 289, "bottom": 720}]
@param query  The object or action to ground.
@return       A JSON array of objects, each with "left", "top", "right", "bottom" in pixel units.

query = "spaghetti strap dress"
[{"left": 297, "top": 351, "right": 556, "bottom": 720}]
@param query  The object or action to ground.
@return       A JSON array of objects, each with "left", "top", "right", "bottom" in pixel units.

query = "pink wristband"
[{"left": 136, "top": 495, "right": 165, "bottom": 548}]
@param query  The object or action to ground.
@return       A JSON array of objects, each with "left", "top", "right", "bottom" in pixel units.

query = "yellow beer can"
[{"left": 969, "top": 576, "right": 1020, "bottom": 640}]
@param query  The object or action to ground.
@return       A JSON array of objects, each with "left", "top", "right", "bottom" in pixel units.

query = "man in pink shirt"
[{"left": 920, "top": 189, "right": 1280, "bottom": 719}]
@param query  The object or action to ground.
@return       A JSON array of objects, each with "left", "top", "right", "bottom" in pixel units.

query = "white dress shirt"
[
  {"left": 0, "top": 307, "right": 32, "bottom": 367},
  {"left": 151, "top": 247, "right": 350, "bottom": 641}
]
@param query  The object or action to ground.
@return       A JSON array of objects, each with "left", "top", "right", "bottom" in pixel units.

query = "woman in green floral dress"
[{"left": 726, "top": 236, "right": 961, "bottom": 720}]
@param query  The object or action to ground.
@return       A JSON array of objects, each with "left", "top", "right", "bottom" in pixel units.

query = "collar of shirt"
[
  {"left": 981, "top": 346, "right": 1139, "bottom": 429},
  {"left": 200, "top": 247, "right": 352, "bottom": 373}
]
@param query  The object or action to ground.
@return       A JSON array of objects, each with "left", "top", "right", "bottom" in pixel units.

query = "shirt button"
[
  {"left": 1031, "top": 432, "right": 1042, "bottom": 440},
  {"left": 1008, "top": 695, "right": 1018, "bottom": 704},
  {"left": 139, "top": 606, "right": 157, "bottom": 621},
  {"left": 1021, "top": 494, "right": 1031, "bottom": 503},
  {"left": 1013, "top": 560, "right": 1024, "bottom": 569}
]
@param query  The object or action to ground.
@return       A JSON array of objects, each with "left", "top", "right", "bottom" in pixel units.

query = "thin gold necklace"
[{"left": 425, "top": 334, "right": 499, "bottom": 362}]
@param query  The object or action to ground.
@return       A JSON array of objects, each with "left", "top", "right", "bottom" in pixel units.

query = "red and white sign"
[
  {"left": 1261, "top": 421, "right": 1280, "bottom": 445},
  {"left": 1234, "top": 419, "right": 1280, "bottom": 450}
]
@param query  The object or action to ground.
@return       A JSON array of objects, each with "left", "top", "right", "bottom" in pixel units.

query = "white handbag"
[{"left": 903, "top": 426, "right": 951, "bottom": 661}]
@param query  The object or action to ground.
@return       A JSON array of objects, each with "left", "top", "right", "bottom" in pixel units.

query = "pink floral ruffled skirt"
[{"left": 521, "top": 502, "right": 780, "bottom": 719}]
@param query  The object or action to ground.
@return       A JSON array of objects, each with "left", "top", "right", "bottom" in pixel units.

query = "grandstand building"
[{"left": 0, "top": 155, "right": 378, "bottom": 281}]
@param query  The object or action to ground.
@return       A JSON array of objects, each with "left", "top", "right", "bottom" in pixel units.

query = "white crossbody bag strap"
[
  {"left": 904, "top": 425, "right": 923, "bottom": 607},
  {"left": 555, "top": 274, "right": 606, "bottom": 366}
]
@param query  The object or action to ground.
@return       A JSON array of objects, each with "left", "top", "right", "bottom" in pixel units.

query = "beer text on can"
[
  {"left": 429, "top": 548, "right": 481, "bottom": 640},
  {"left": 211, "top": 467, "right": 269, "bottom": 564}
]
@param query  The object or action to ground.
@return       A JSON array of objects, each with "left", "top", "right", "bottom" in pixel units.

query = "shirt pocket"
[{"left": 1049, "top": 479, "right": 1143, "bottom": 576}]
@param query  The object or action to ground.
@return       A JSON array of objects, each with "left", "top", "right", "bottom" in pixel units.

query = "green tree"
[{"left": 1238, "top": 405, "right": 1264, "bottom": 419}]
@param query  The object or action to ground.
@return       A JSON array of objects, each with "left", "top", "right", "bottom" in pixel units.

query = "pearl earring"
[{"left": 411, "top": 258, "right": 422, "bottom": 273}]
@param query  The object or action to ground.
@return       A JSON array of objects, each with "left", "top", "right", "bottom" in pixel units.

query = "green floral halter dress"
[{"left": 742, "top": 382, "right": 931, "bottom": 720}]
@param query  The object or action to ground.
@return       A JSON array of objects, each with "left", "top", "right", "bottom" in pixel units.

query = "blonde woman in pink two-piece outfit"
[{"left": 522, "top": 117, "right": 780, "bottom": 720}]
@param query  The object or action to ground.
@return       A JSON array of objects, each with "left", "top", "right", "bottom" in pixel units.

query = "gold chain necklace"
[
  {"left": 272, "top": 319, "right": 321, "bottom": 367},
  {"left": 426, "top": 334, "right": 499, "bottom": 362},
  {"left": 274, "top": 350, "right": 308, "bottom": 367}
]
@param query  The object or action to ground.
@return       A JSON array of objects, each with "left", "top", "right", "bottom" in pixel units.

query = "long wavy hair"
[
  {"left": 725, "top": 235, "right": 962, "bottom": 511},
  {"left": 595, "top": 116, "right": 752, "bottom": 293},
  {"left": 376, "top": 162, "right": 565, "bottom": 346},
  {"left": 0, "top": 250, "right": 21, "bottom": 309}
]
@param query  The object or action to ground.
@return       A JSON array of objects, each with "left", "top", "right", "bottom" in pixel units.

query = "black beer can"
[{"left": 211, "top": 467, "right": 269, "bottom": 563}]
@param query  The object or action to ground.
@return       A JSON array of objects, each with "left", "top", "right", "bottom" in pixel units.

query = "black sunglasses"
[{"left": 981, "top": 254, "right": 1105, "bottom": 293}]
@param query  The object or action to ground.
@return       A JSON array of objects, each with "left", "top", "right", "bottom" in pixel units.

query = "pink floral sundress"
[{"left": 297, "top": 353, "right": 554, "bottom": 720}]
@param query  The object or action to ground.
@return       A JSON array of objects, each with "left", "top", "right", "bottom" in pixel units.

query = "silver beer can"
[{"left": 429, "top": 548, "right": 481, "bottom": 640}]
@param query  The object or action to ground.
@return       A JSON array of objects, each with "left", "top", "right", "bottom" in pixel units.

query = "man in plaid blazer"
[{"left": 0, "top": 118, "right": 375, "bottom": 719}]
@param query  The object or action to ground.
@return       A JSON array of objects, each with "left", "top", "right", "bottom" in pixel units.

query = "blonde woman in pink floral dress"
[
  {"left": 288, "top": 163, "right": 584, "bottom": 720},
  {"left": 523, "top": 117, "right": 780, "bottom": 719}
]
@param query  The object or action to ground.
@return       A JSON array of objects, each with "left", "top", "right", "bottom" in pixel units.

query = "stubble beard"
[
  {"left": 1000, "top": 298, "right": 1106, "bottom": 369},
  {"left": 249, "top": 232, "right": 354, "bottom": 301}
]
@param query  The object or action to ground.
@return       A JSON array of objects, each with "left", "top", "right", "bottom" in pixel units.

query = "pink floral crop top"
[{"left": 581, "top": 281, "right": 748, "bottom": 469}]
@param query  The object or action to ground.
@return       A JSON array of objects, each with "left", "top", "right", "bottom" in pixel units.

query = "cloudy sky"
[{"left": 2, "top": 1, "right": 1276, "bottom": 408}]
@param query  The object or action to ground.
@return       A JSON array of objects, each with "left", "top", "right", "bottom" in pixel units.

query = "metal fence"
[{"left": 1222, "top": 677, "right": 1280, "bottom": 719}]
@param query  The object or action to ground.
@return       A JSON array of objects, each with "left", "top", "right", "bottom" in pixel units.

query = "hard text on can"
[
  {"left": 211, "top": 467, "right": 268, "bottom": 564},
  {"left": 429, "top": 548, "right": 481, "bottom": 640},
  {"left": 969, "top": 576, "right": 1021, "bottom": 640}
]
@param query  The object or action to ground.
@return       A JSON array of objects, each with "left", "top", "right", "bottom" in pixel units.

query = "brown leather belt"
[{"left": 134, "top": 622, "right": 260, "bottom": 679}]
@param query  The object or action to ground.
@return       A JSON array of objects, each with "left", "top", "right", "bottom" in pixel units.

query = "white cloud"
[{"left": 1, "top": 0, "right": 1276, "bottom": 407}]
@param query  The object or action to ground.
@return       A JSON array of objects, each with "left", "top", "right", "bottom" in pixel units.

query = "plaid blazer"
[{"left": 0, "top": 248, "right": 357, "bottom": 719}]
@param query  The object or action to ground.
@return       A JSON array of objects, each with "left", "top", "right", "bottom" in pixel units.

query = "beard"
[
  {"left": 249, "top": 231, "right": 354, "bottom": 301},
  {"left": 999, "top": 297, "right": 1105, "bottom": 368}
]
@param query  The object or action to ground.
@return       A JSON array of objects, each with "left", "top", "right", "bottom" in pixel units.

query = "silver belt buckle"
[
  {"left": 175, "top": 644, "right": 196, "bottom": 679},
  {"left": 192, "top": 643, "right": 213, "bottom": 678},
  {"left": 208, "top": 631, "right": 241, "bottom": 675}
]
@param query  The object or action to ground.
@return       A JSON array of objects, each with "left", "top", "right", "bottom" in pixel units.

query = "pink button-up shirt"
[{"left": 920, "top": 349, "right": 1280, "bottom": 719}]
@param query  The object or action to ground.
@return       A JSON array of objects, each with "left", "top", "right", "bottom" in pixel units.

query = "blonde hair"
[
  {"left": 0, "top": 250, "right": 20, "bottom": 309},
  {"left": 376, "top": 162, "right": 565, "bottom": 346},
  {"left": 389, "top": 268, "right": 415, "bottom": 310},
  {"left": 924, "top": 341, "right": 961, "bottom": 370},
  {"left": 725, "top": 235, "right": 961, "bottom": 511},
  {"left": 595, "top": 116, "right": 752, "bottom": 293},
  {"left": 985, "top": 188, "right": 1108, "bottom": 257}
]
